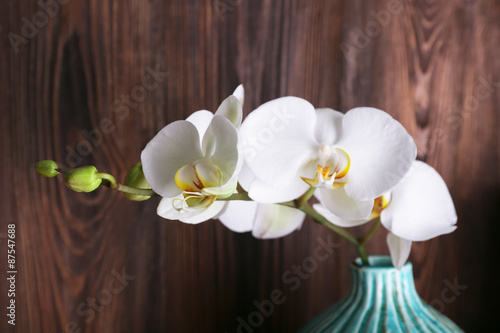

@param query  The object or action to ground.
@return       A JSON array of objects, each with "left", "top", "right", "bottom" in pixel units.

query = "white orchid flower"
[
  {"left": 141, "top": 86, "right": 244, "bottom": 223},
  {"left": 314, "top": 161, "right": 458, "bottom": 269},
  {"left": 240, "top": 97, "right": 417, "bottom": 220}
]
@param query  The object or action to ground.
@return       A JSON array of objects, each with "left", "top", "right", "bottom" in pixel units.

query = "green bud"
[
  {"left": 123, "top": 162, "right": 151, "bottom": 201},
  {"left": 64, "top": 166, "right": 102, "bottom": 193},
  {"left": 35, "top": 160, "right": 59, "bottom": 178}
]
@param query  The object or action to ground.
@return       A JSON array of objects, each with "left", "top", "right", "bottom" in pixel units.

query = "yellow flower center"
[
  {"left": 301, "top": 147, "right": 350, "bottom": 189},
  {"left": 175, "top": 161, "right": 222, "bottom": 192},
  {"left": 173, "top": 160, "right": 222, "bottom": 210}
]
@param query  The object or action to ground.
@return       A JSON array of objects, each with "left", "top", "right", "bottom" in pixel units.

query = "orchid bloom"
[
  {"left": 314, "top": 161, "right": 458, "bottom": 269},
  {"left": 141, "top": 86, "right": 244, "bottom": 223},
  {"left": 240, "top": 97, "right": 417, "bottom": 220}
]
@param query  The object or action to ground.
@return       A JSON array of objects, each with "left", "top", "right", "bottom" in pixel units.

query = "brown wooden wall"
[{"left": 1, "top": 0, "right": 499, "bottom": 332}]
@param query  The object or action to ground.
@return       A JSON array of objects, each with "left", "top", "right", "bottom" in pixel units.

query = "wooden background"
[{"left": 1, "top": 0, "right": 499, "bottom": 332}]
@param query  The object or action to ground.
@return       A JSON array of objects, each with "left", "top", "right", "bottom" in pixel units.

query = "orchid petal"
[
  {"left": 237, "top": 163, "right": 256, "bottom": 191},
  {"left": 183, "top": 194, "right": 217, "bottom": 211},
  {"left": 244, "top": 156, "right": 314, "bottom": 204},
  {"left": 205, "top": 115, "right": 242, "bottom": 180},
  {"left": 195, "top": 162, "right": 222, "bottom": 188},
  {"left": 157, "top": 195, "right": 202, "bottom": 221},
  {"left": 175, "top": 163, "right": 201, "bottom": 192},
  {"left": 201, "top": 125, "right": 215, "bottom": 156},
  {"left": 141, "top": 121, "right": 203, "bottom": 198},
  {"left": 380, "top": 161, "right": 457, "bottom": 242},
  {"left": 334, "top": 148, "right": 350, "bottom": 179},
  {"left": 186, "top": 110, "right": 214, "bottom": 141},
  {"left": 232, "top": 84, "right": 245, "bottom": 108},
  {"left": 314, "top": 108, "right": 344, "bottom": 145},
  {"left": 318, "top": 187, "right": 374, "bottom": 220},
  {"left": 179, "top": 200, "right": 227, "bottom": 224},
  {"left": 252, "top": 204, "right": 306, "bottom": 239},
  {"left": 157, "top": 193, "right": 225, "bottom": 223},
  {"left": 239, "top": 163, "right": 308, "bottom": 203},
  {"left": 200, "top": 116, "right": 243, "bottom": 198},
  {"left": 313, "top": 203, "right": 369, "bottom": 228},
  {"left": 202, "top": 178, "right": 238, "bottom": 198},
  {"left": 336, "top": 107, "right": 417, "bottom": 201},
  {"left": 248, "top": 177, "right": 309, "bottom": 204},
  {"left": 240, "top": 97, "right": 318, "bottom": 188},
  {"left": 215, "top": 95, "right": 243, "bottom": 128},
  {"left": 387, "top": 232, "right": 412, "bottom": 270},
  {"left": 218, "top": 200, "right": 256, "bottom": 232}
]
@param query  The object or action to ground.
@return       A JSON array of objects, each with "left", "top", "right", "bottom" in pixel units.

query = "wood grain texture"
[{"left": 1, "top": 0, "right": 499, "bottom": 332}]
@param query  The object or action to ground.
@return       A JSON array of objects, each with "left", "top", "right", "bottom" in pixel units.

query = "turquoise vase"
[{"left": 300, "top": 256, "right": 463, "bottom": 332}]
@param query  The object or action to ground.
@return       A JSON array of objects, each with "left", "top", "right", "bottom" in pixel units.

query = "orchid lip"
[
  {"left": 174, "top": 160, "right": 224, "bottom": 210},
  {"left": 175, "top": 160, "right": 223, "bottom": 192},
  {"left": 173, "top": 192, "right": 217, "bottom": 212}
]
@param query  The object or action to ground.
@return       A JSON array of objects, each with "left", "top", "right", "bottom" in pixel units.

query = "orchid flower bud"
[
  {"left": 123, "top": 162, "right": 151, "bottom": 201},
  {"left": 35, "top": 160, "right": 59, "bottom": 178},
  {"left": 64, "top": 166, "right": 102, "bottom": 193}
]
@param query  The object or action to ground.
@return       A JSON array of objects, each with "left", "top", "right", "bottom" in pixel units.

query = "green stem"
[
  {"left": 358, "top": 218, "right": 381, "bottom": 245},
  {"left": 356, "top": 245, "right": 369, "bottom": 266},
  {"left": 96, "top": 173, "right": 117, "bottom": 189},
  {"left": 217, "top": 192, "right": 252, "bottom": 201},
  {"left": 112, "top": 183, "right": 157, "bottom": 197},
  {"left": 296, "top": 187, "right": 316, "bottom": 208},
  {"left": 55, "top": 168, "right": 69, "bottom": 175}
]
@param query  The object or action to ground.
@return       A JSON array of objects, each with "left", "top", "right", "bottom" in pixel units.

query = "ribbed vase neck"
[{"left": 349, "top": 255, "right": 417, "bottom": 301}]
